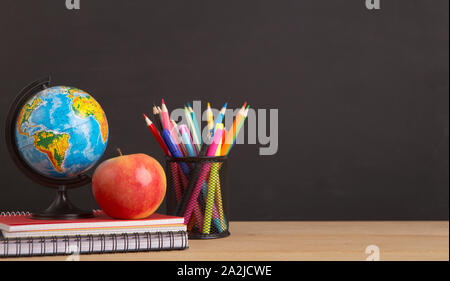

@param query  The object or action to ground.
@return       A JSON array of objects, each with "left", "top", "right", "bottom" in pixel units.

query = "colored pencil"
[
  {"left": 184, "top": 106, "right": 201, "bottom": 152},
  {"left": 214, "top": 176, "right": 227, "bottom": 230},
  {"left": 171, "top": 120, "right": 188, "bottom": 157},
  {"left": 152, "top": 104, "right": 163, "bottom": 132},
  {"left": 177, "top": 118, "right": 222, "bottom": 230},
  {"left": 161, "top": 129, "right": 190, "bottom": 175},
  {"left": 161, "top": 100, "right": 185, "bottom": 154},
  {"left": 221, "top": 102, "right": 248, "bottom": 156},
  {"left": 227, "top": 105, "right": 249, "bottom": 154},
  {"left": 203, "top": 124, "right": 224, "bottom": 232},
  {"left": 212, "top": 102, "right": 227, "bottom": 136},
  {"left": 176, "top": 162, "right": 204, "bottom": 230},
  {"left": 206, "top": 102, "right": 215, "bottom": 132},
  {"left": 160, "top": 99, "right": 172, "bottom": 130},
  {"left": 215, "top": 103, "right": 248, "bottom": 229},
  {"left": 176, "top": 133, "right": 213, "bottom": 220},
  {"left": 168, "top": 162, "right": 183, "bottom": 203},
  {"left": 187, "top": 102, "right": 203, "bottom": 146},
  {"left": 143, "top": 114, "right": 170, "bottom": 156},
  {"left": 184, "top": 123, "right": 223, "bottom": 226},
  {"left": 178, "top": 124, "right": 197, "bottom": 157},
  {"left": 203, "top": 124, "right": 224, "bottom": 234}
]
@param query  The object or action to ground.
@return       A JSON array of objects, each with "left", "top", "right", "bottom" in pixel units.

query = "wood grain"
[{"left": 1, "top": 221, "right": 448, "bottom": 261}]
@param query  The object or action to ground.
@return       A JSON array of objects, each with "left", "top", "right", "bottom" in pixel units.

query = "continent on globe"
[
  {"left": 33, "top": 130, "right": 70, "bottom": 172},
  {"left": 72, "top": 95, "right": 108, "bottom": 143},
  {"left": 15, "top": 86, "right": 109, "bottom": 179},
  {"left": 66, "top": 87, "right": 78, "bottom": 99},
  {"left": 16, "top": 96, "right": 42, "bottom": 136}
]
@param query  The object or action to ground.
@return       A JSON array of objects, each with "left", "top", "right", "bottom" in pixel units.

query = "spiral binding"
[
  {"left": 0, "top": 211, "right": 31, "bottom": 216},
  {"left": 0, "top": 210, "right": 102, "bottom": 216}
]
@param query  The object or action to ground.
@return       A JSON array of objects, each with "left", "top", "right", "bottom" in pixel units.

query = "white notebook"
[{"left": 0, "top": 231, "right": 189, "bottom": 257}]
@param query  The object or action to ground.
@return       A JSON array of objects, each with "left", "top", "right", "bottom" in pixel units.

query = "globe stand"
[
  {"left": 5, "top": 76, "right": 94, "bottom": 220},
  {"left": 31, "top": 186, "right": 94, "bottom": 220}
]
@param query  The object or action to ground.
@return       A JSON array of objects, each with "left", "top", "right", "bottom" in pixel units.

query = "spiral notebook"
[
  {"left": 0, "top": 211, "right": 189, "bottom": 257},
  {"left": 0, "top": 231, "right": 189, "bottom": 257}
]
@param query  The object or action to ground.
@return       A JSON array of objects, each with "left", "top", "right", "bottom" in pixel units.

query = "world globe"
[{"left": 15, "top": 86, "right": 108, "bottom": 179}]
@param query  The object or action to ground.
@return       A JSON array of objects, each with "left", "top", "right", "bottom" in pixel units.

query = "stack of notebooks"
[{"left": 0, "top": 210, "right": 188, "bottom": 258}]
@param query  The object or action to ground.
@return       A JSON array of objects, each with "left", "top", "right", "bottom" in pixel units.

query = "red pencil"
[{"left": 143, "top": 114, "right": 171, "bottom": 156}]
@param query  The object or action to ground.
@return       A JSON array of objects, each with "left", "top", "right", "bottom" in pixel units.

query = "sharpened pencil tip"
[
  {"left": 161, "top": 98, "right": 165, "bottom": 105},
  {"left": 223, "top": 102, "right": 228, "bottom": 108},
  {"left": 161, "top": 100, "right": 168, "bottom": 112},
  {"left": 187, "top": 102, "right": 192, "bottom": 108},
  {"left": 143, "top": 113, "right": 152, "bottom": 125}
]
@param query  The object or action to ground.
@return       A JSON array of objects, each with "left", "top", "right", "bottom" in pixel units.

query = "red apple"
[{"left": 92, "top": 153, "right": 166, "bottom": 219}]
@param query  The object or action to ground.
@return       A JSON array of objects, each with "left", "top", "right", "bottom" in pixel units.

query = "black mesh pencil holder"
[{"left": 166, "top": 156, "right": 230, "bottom": 239}]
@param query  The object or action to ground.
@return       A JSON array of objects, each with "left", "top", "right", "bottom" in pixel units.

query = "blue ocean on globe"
[{"left": 15, "top": 86, "right": 109, "bottom": 179}]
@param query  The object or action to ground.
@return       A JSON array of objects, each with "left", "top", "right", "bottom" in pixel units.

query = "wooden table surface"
[{"left": 2, "top": 221, "right": 448, "bottom": 261}]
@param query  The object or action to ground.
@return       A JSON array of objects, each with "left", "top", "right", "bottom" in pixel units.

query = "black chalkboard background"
[{"left": 0, "top": 0, "right": 448, "bottom": 220}]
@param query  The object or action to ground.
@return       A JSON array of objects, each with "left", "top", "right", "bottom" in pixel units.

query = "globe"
[{"left": 15, "top": 86, "right": 108, "bottom": 179}]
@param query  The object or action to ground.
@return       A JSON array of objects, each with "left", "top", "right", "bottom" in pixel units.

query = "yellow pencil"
[
  {"left": 202, "top": 124, "right": 224, "bottom": 234},
  {"left": 206, "top": 102, "right": 215, "bottom": 132},
  {"left": 213, "top": 135, "right": 227, "bottom": 230}
]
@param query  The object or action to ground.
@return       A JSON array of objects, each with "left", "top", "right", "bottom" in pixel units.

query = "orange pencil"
[
  {"left": 221, "top": 102, "right": 247, "bottom": 155},
  {"left": 143, "top": 114, "right": 170, "bottom": 156}
]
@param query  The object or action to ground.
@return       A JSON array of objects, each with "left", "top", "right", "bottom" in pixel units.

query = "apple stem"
[{"left": 116, "top": 147, "right": 123, "bottom": 156}]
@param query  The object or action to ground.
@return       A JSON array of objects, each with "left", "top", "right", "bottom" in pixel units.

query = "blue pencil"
[
  {"left": 212, "top": 102, "right": 227, "bottom": 136},
  {"left": 162, "top": 129, "right": 190, "bottom": 175}
]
